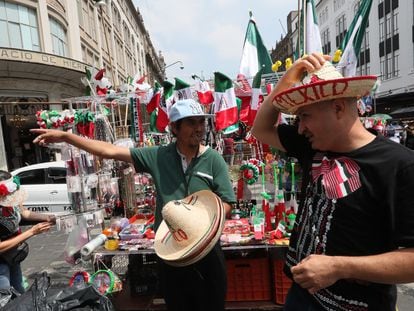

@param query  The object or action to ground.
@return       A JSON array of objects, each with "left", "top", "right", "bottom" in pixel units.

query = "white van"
[{"left": 11, "top": 161, "right": 73, "bottom": 216}]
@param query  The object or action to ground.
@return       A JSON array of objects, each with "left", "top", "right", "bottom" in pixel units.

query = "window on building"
[
  {"left": 335, "top": 15, "right": 346, "bottom": 48},
  {"left": 80, "top": 0, "right": 96, "bottom": 40},
  {"left": 49, "top": 17, "right": 67, "bottom": 56},
  {"left": 378, "top": 0, "right": 399, "bottom": 80},
  {"left": 322, "top": 28, "right": 331, "bottom": 55},
  {"left": 0, "top": 1, "right": 40, "bottom": 51},
  {"left": 334, "top": 0, "right": 345, "bottom": 12}
]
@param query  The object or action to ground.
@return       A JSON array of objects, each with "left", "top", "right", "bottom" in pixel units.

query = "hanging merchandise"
[
  {"left": 289, "top": 162, "right": 299, "bottom": 214},
  {"left": 75, "top": 110, "right": 95, "bottom": 138},
  {"left": 98, "top": 173, "right": 119, "bottom": 216},
  {"left": 130, "top": 97, "right": 144, "bottom": 144},
  {"left": 69, "top": 271, "right": 90, "bottom": 287},
  {"left": 275, "top": 167, "right": 286, "bottom": 227},
  {"left": 240, "top": 161, "right": 259, "bottom": 185},
  {"left": 90, "top": 270, "right": 123, "bottom": 295},
  {"left": 36, "top": 109, "right": 75, "bottom": 130}
]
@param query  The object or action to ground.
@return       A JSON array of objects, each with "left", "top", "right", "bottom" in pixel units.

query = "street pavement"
[{"left": 21, "top": 227, "right": 414, "bottom": 310}]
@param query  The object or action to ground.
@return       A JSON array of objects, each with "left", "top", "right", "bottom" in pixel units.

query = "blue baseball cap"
[{"left": 169, "top": 99, "right": 213, "bottom": 122}]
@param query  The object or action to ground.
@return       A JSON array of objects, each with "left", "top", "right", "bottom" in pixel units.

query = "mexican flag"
[
  {"left": 156, "top": 81, "right": 174, "bottom": 132},
  {"left": 164, "top": 80, "right": 176, "bottom": 115},
  {"left": 239, "top": 12, "right": 273, "bottom": 86},
  {"left": 248, "top": 69, "right": 264, "bottom": 126},
  {"left": 174, "top": 77, "right": 192, "bottom": 100},
  {"left": 213, "top": 72, "right": 238, "bottom": 131},
  {"left": 295, "top": 0, "right": 322, "bottom": 59},
  {"left": 195, "top": 80, "right": 214, "bottom": 105},
  {"left": 305, "top": 0, "right": 322, "bottom": 54},
  {"left": 337, "top": 0, "right": 373, "bottom": 77},
  {"left": 146, "top": 81, "right": 161, "bottom": 114},
  {"left": 222, "top": 98, "right": 242, "bottom": 135}
]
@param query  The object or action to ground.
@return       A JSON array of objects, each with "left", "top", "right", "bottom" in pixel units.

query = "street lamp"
[{"left": 165, "top": 61, "right": 184, "bottom": 70}]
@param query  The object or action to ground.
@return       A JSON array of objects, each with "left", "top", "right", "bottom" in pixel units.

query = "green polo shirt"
[{"left": 130, "top": 143, "right": 236, "bottom": 230}]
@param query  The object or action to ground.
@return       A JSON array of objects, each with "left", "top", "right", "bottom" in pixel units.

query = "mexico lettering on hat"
[{"left": 272, "top": 62, "right": 377, "bottom": 114}]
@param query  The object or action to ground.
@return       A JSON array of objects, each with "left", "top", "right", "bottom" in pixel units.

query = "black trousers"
[{"left": 158, "top": 243, "right": 227, "bottom": 311}]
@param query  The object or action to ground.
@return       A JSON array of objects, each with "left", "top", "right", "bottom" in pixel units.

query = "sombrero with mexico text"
[
  {"left": 154, "top": 190, "right": 225, "bottom": 267},
  {"left": 272, "top": 61, "right": 378, "bottom": 114},
  {"left": 0, "top": 175, "right": 27, "bottom": 207}
]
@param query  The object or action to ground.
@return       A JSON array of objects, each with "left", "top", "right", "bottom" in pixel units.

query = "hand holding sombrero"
[
  {"left": 272, "top": 53, "right": 377, "bottom": 114},
  {"left": 154, "top": 190, "right": 225, "bottom": 267}
]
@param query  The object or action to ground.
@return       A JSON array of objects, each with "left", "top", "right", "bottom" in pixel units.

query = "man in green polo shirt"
[{"left": 32, "top": 98, "right": 236, "bottom": 311}]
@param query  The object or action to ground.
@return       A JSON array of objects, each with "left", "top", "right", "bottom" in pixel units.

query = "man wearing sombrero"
[
  {"left": 252, "top": 53, "right": 414, "bottom": 311},
  {"left": 32, "top": 98, "right": 235, "bottom": 311}
]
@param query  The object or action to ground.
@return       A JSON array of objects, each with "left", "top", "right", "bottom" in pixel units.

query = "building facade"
[
  {"left": 273, "top": 0, "right": 414, "bottom": 119},
  {"left": 0, "top": 0, "right": 164, "bottom": 170},
  {"left": 270, "top": 11, "right": 297, "bottom": 72}
]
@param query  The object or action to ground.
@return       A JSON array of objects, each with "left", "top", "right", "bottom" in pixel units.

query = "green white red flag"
[
  {"left": 239, "top": 12, "right": 273, "bottom": 86},
  {"left": 337, "top": 0, "right": 373, "bottom": 77},
  {"left": 295, "top": 0, "right": 322, "bottom": 59},
  {"left": 248, "top": 68, "right": 264, "bottom": 126},
  {"left": 146, "top": 81, "right": 161, "bottom": 114},
  {"left": 174, "top": 78, "right": 192, "bottom": 100},
  {"left": 195, "top": 80, "right": 214, "bottom": 105},
  {"left": 213, "top": 72, "right": 238, "bottom": 131},
  {"left": 305, "top": 0, "right": 322, "bottom": 54},
  {"left": 156, "top": 81, "right": 174, "bottom": 132}
]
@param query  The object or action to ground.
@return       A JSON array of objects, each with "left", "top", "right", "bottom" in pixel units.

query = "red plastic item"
[
  {"left": 272, "top": 259, "right": 292, "bottom": 305},
  {"left": 226, "top": 258, "right": 271, "bottom": 301}
]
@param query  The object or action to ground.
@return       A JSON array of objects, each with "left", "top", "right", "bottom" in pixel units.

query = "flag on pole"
[
  {"left": 305, "top": 0, "right": 322, "bottom": 54},
  {"left": 156, "top": 81, "right": 174, "bottom": 132},
  {"left": 222, "top": 98, "right": 242, "bottom": 135},
  {"left": 239, "top": 11, "right": 273, "bottom": 85},
  {"left": 248, "top": 68, "right": 264, "bottom": 126},
  {"left": 235, "top": 73, "right": 252, "bottom": 124},
  {"left": 295, "top": 0, "right": 322, "bottom": 59},
  {"left": 195, "top": 80, "right": 214, "bottom": 105},
  {"left": 164, "top": 80, "right": 176, "bottom": 115},
  {"left": 135, "top": 74, "right": 146, "bottom": 85},
  {"left": 146, "top": 81, "right": 161, "bottom": 114},
  {"left": 213, "top": 72, "right": 239, "bottom": 131},
  {"left": 337, "top": 0, "right": 373, "bottom": 77},
  {"left": 174, "top": 78, "right": 192, "bottom": 100}
]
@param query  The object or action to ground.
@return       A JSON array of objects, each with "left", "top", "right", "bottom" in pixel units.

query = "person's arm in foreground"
[
  {"left": 291, "top": 248, "right": 414, "bottom": 294},
  {"left": 251, "top": 53, "right": 330, "bottom": 151},
  {"left": 0, "top": 222, "right": 52, "bottom": 253},
  {"left": 19, "top": 206, "right": 56, "bottom": 224},
  {"left": 31, "top": 128, "right": 132, "bottom": 163}
]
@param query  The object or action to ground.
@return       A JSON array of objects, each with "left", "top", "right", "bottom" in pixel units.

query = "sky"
[{"left": 134, "top": 0, "right": 297, "bottom": 83}]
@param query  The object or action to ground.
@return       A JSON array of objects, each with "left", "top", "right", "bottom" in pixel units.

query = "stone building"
[{"left": 0, "top": 0, "right": 164, "bottom": 170}]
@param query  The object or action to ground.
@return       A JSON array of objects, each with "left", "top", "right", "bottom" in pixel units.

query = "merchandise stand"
[
  {"left": 92, "top": 244, "right": 289, "bottom": 311},
  {"left": 38, "top": 86, "right": 297, "bottom": 309}
]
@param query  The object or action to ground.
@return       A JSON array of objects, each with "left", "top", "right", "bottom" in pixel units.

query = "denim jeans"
[
  {"left": 0, "top": 262, "right": 24, "bottom": 293},
  {"left": 283, "top": 283, "right": 323, "bottom": 311}
]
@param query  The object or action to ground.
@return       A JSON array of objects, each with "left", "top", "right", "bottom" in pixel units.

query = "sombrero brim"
[
  {"left": 0, "top": 189, "right": 27, "bottom": 207},
  {"left": 162, "top": 198, "right": 225, "bottom": 267},
  {"left": 272, "top": 75, "right": 377, "bottom": 114},
  {"left": 154, "top": 191, "right": 224, "bottom": 265}
]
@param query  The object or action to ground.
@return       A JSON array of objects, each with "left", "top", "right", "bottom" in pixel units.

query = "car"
[{"left": 11, "top": 161, "right": 73, "bottom": 216}]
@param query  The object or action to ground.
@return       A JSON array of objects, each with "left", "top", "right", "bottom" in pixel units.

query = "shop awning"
[{"left": 390, "top": 106, "right": 414, "bottom": 117}]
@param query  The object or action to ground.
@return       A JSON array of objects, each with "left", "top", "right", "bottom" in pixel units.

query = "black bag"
[{"left": 0, "top": 242, "right": 29, "bottom": 266}]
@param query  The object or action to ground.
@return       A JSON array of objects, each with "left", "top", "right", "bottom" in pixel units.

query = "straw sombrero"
[
  {"left": 0, "top": 176, "right": 27, "bottom": 207},
  {"left": 272, "top": 61, "right": 378, "bottom": 114},
  {"left": 154, "top": 190, "right": 225, "bottom": 266}
]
